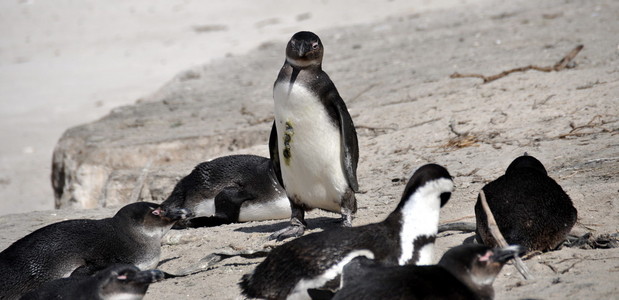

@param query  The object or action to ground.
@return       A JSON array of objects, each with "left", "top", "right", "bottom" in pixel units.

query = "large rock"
[
  {"left": 52, "top": 0, "right": 619, "bottom": 214},
  {"left": 51, "top": 43, "right": 283, "bottom": 209}
]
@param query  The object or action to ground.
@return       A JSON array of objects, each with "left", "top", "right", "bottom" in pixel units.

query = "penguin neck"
[
  {"left": 386, "top": 186, "right": 443, "bottom": 266},
  {"left": 285, "top": 57, "right": 322, "bottom": 69},
  {"left": 112, "top": 218, "right": 168, "bottom": 246},
  {"left": 449, "top": 268, "right": 495, "bottom": 300}
]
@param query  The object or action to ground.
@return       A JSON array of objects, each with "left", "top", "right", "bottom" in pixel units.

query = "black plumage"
[
  {"left": 269, "top": 31, "right": 359, "bottom": 240},
  {"left": 161, "top": 154, "right": 288, "bottom": 227},
  {"left": 475, "top": 154, "right": 578, "bottom": 252},
  {"left": 0, "top": 202, "right": 189, "bottom": 299},
  {"left": 239, "top": 164, "right": 453, "bottom": 300},
  {"left": 20, "top": 264, "right": 164, "bottom": 300},
  {"left": 326, "top": 244, "right": 525, "bottom": 300}
]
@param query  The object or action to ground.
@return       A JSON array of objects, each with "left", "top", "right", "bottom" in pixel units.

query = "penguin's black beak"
[
  {"left": 127, "top": 269, "right": 165, "bottom": 284},
  {"left": 298, "top": 42, "right": 308, "bottom": 57},
  {"left": 158, "top": 207, "right": 193, "bottom": 220},
  {"left": 490, "top": 245, "right": 526, "bottom": 264}
]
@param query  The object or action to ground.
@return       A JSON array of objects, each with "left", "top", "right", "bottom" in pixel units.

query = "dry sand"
[
  {"left": 1, "top": 0, "right": 619, "bottom": 299},
  {"left": 0, "top": 0, "right": 461, "bottom": 215}
]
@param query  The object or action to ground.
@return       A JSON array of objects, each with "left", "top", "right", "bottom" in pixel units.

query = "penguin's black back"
[
  {"left": 332, "top": 262, "right": 477, "bottom": 300},
  {"left": 475, "top": 155, "right": 577, "bottom": 252},
  {"left": 0, "top": 202, "right": 168, "bottom": 298},
  {"left": 162, "top": 155, "right": 282, "bottom": 211},
  {"left": 0, "top": 219, "right": 122, "bottom": 298},
  {"left": 240, "top": 222, "right": 401, "bottom": 299},
  {"left": 20, "top": 264, "right": 162, "bottom": 300}
]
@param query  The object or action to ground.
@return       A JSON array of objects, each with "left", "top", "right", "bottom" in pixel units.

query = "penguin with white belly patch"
[
  {"left": 161, "top": 154, "right": 290, "bottom": 228},
  {"left": 0, "top": 202, "right": 190, "bottom": 299},
  {"left": 20, "top": 264, "right": 164, "bottom": 300},
  {"left": 322, "top": 244, "right": 525, "bottom": 300},
  {"left": 475, "top": 154, "right": 578, "bottom": 252},
  {"left": 239, "top": 164, "right": 454, "bottom": 300},
  {"left": 269, "top": 31, "right": 360, "bottom": 240}
]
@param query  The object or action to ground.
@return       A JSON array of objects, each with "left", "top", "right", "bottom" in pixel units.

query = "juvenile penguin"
[
  {"left": 239, "top": 164, "right": 454, "bottom": 300},
  {"left": 161, "top": 154, "right": 289, "bottom": 228},
  {"left": 0, "top": 202, "right": 190, "bottom": 299},
  {"left": 21, "top": 264, "right": 164, "bottom": 300},
  {"left": 324, "top": 244, "right": 525, "bottom": 300},
  {"left": 269, "top": 31, "right": 359, "bottom": 240},
  {"left": 475, "top": 154, "right": 578, "bottom": 252}
]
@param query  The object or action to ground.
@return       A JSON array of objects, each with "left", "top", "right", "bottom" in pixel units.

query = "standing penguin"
[
  {"left": 239, "top": 164, "right": 454, "bottom": 300},
  {"left": 323, "top": 244, "right": 525, "bottom": 300},
  {"left": 269, "top": 31, "right": 359, "bottom": 240},
  {"left": 475, "top": 154, "right": 578, "bottom": 252},
  {"left": 161, "top": 154, "right": 289, "bottom": 228},
  {"left": 20, "top": 264, "right": 164, "bottom": 300},
  {"left": 0, "top": 202, "right": 190, "bottom": 299}
]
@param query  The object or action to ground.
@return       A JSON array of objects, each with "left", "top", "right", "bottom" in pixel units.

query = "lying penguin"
[
  {"left": 161, "top": 154, "right": 290, "bottom": 228},
  {"left": 239, "top": 164, "right": 454, "bottom": 299},
  {"left": 475, "top": 154, "right": 578, "bottom": 252},
  {"left": 20, "top": 264, "right": 164, "bottom": 300},
  {"left": 0, "top": 202, "right": 190, "bottom": 299},
  {"left": 316, "top": 244, "right": 525, "bottom": 300}
]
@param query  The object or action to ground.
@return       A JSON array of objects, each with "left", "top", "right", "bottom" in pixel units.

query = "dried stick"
[
  {"left": 450, "top": 45, "right": 584, "bottom": 83},
  {"left": 479, "top": 190, "right": 534, "bottom": 280}
]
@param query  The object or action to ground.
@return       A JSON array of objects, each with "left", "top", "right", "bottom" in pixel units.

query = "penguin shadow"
[{"left": 235, "top": 217, "right": 341, "bottom": 234}]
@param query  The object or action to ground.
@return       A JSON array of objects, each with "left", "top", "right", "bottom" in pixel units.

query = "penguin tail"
[{"left": 238, "top": 273, "right": 259, "bottom": 298}]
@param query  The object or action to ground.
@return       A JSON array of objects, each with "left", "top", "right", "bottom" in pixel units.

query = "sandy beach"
[
  {"left": 0, "top": 0, "right": 468, "bottom": 215},
  {"left": 1, "top": 0, "right": 618, "bottom": 299}
]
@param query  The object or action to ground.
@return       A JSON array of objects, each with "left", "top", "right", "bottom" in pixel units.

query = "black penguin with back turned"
[
  {"left": 321, "top": 244, "right": 525, "bottom": 300},
  {"left": 20, "top": 264, "right": 164, "bottom": 300},
  {"left": 240, "top": 164, "right": 454, "bottom": 300},
  {"left": 269, "top": 31, "right": 359, "bottom": 240},
  {"left": 475, "top": 154, "right": 578, "bottom": 252},
  {"left": 0, "top": 202, "right": 190, "bottom": 299},
  {"left": 161, "top": 154, "right": 290, "bottom": 228}
]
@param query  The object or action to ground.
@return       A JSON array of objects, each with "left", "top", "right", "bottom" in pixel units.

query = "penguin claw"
[{"left": 269, "top": 225, "right": 305, "bottom": 241}]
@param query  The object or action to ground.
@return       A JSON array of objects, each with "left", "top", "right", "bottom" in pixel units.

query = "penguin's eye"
[{"left": 311, "top": 42, "right": 319, "bottom": 50}]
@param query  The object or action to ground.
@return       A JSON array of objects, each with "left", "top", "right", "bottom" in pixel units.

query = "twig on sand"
[
  {"left": 438, "top": 222, "right": 477, "bottom": 233},
  {"left": 479, "top": 190, "right": 534, "bottom": 280},
  {"left": 558, "top": 115, "right": 615, "bottom": 139},
  {"left": 450, "top": 45, "right": 584, "bottom": 83}
]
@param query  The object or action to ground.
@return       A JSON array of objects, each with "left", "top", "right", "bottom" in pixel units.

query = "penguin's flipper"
[
  {"left": 268, "top": 202, "right": 306, "bottom": 241},
  {"left": 268, "top": 121, "right": 284, "bottom": 188},
  {"left": 307, "top": 288, "right": 335, "bottom": 300},
  {"left": 70, "top": 264, "right": 102, "bottom": 277},
  {"left": 332, "top": 95, "right": 359, "bottom": 192},
  {"left": 213, "top": 186, "right": 254, "bottom": 222}
]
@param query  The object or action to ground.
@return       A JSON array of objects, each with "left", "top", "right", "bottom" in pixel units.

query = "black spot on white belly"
[{"left": 283, "top": 121, "right": 294, "bottom": 165}]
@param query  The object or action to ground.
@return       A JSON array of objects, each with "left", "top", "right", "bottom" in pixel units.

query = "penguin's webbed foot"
[
  {"left": 269, "top": 218, "right": 306, "bottom": 241},
  {"left": 269, "top": 225, "right": 305, "bottom": 241}
]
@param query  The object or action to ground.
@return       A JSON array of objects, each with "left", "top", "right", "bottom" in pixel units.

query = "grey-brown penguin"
[
  {"left": 161, "top": 154, "right": 289, "bottom": 228},
  {"left": 20, "top": 264, "right": 164, "bottom": 300},
  {"left": 475, "top": 154, "right": 578, "bottom": 252},
  {"left": 269, "top": 31, "right": 359, "bottom": 240},
  {"left": 240, "top": 164, "right": 453, "bottom": 300},
  {"left": 322, "top": 244, "right": 525, "bottom": 300},
  {"left": 0, "top": 202, "right": 190, "bottom": 299}
]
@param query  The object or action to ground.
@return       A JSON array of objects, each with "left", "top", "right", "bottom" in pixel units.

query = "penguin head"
[
  {"left": 439, "top": 244, "right": 525, "bottom": 298},
  {"left": 286, "top": 31, "right": 323, "bottom": 68},
  {"left": 505, "top": 154, "right": 548, "bottom": 176},
  {"left": 98, "top": 264, "right": 164, "bottom": 299},
  {"left": 114, "top": 202, "right": 193, "bottom": 237},
  {"left": 398, "top": 164, "right": 454, "bottom": 209}
]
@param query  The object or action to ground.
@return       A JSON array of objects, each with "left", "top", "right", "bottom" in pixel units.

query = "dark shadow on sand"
[{"left": 234, "top": 217, "right": 342, "bottom": 234}]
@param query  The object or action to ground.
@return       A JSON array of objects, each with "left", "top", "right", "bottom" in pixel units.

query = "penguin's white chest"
[{"left": 273, "top": 83, "right": 348, "bottom": 212}]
